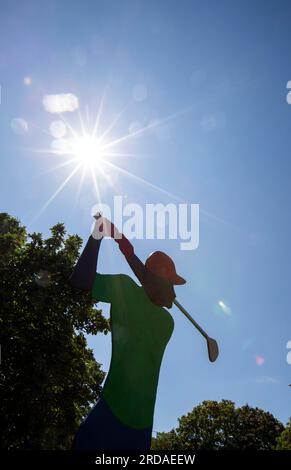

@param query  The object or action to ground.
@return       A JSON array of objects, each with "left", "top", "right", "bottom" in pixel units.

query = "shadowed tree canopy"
[
  {"left": 0, "top": 213, "right": 109, "bottom": 449},
  {"left": 152, "top": 400, "right": 284, "bottom": 450},
  {"left": 276, "top": 418, "right": 291, "bottom": 450}
]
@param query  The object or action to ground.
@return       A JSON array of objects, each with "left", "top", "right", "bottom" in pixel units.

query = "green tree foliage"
[
  {"left": 152, "top": 400, "right": 284, "bottom": 450},
  {"left": 234, "top": 403, "right": 284, "bottom": 450},
  {"left": 0, "top": 213, "right": 109, "bottom": 449},
  {"left": 151, "top": 430, "right": 180, "bottom": 450},
  {"left": 276, "top": 418, "right": 291, "bottom": 450}
]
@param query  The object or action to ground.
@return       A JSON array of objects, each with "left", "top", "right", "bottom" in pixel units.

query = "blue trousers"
[{"left": 72, "top": 397, "right": 152, "bottom": 450}]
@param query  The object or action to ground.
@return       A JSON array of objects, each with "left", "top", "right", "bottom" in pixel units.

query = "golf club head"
[{"left": 207, "top": 337, "right": 219, "bottom": 362}]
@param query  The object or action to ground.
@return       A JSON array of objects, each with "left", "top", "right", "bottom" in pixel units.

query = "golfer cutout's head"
[{"left": 143, "top": 251, "right": 186, "bottom": 309}]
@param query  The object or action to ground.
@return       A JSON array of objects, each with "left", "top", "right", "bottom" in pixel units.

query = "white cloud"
[
  {"left": 256, "top": 376, "right": 279, "bottom": 384},
  {"left": 43, "top": 93, "right": 79, "bottom": 114}
]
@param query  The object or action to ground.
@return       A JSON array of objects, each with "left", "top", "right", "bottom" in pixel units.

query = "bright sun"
[
  {"left": 35, "top": 98, "right": 179, "bottom": 218},
  {"left": 70, "top": 135, "right": 104, "bottom": 167}
]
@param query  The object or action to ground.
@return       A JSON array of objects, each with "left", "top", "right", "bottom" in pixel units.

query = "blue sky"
[{"left": 1, "top": 0, "right": 291, "bottom": 432}]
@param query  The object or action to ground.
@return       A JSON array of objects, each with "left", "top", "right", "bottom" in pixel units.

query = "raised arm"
[
  {"left": 70, "top": 215, "right": 145, "bottom": 291},
  {"left": 69, "top": 235, "right": 102, "bottom": 291},
  {"left": 116, "top": 236, "right": 145, "bottom": 284},
  {"left": 69, "top": 214, "right": 105, "bottom": 291},
  {"left": 93, "top": 216, "right": 146, "bottom": 285},
  {"left": 70, "top": 215, "right": 175, "bottom": 308}
]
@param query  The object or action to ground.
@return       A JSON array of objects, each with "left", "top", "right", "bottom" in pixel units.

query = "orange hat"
[{"left": 145, "top": 251, "right": 186, "bottom": 285}]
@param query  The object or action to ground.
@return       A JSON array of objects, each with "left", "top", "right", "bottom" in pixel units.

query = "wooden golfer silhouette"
[{"left": 70, "top": 215, "right": 186, "bottom": 450}]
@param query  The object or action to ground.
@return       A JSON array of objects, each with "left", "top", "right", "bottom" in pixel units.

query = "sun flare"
[
  {"left": 32, "top": 95, "right": 184, "bottom": 219},
  {"left": 70, "top": 135, "right": 104, "bottom": 167}
]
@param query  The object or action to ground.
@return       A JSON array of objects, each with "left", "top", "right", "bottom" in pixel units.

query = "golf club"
[
  {"left": 94, "top": 212, "right": 219, "bottom": 362},
  {"left": 174, "top": 299, "right": 219, "bottom": 362}
]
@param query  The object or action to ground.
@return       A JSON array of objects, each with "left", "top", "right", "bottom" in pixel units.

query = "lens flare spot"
[
  {"left": 255, "top": 355, "right": 265, "bottom": 366},
  {"left": 217, "top": 299, "right": 232, "bottom": 316},
  {"left": 50, "top": 120, "right": 67, "bottom": 139},
  {"left": 24, "top": 76, "right": 32, "bottom": 86}
]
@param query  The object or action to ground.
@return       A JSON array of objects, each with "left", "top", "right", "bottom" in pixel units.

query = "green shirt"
[{"left": 92, "top": 273, "right": 174, "bottom": 429}]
